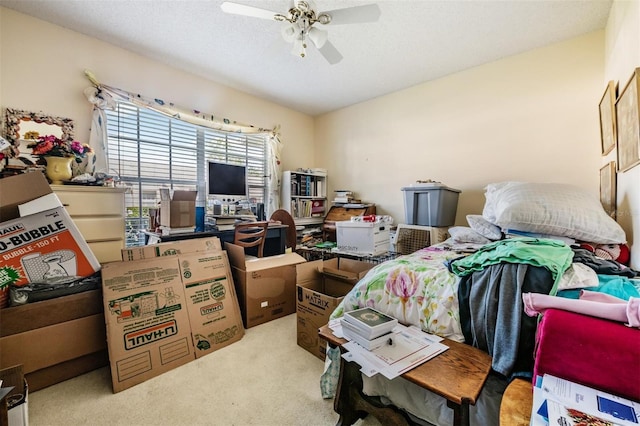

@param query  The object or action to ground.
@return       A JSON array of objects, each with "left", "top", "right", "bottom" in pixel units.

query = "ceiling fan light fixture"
[
  {"left": 221, "top": 1, "right": 381, "bottom": 64},
  {"left": 308, "top": 27, "right": 327, "bottom": 48},
  {"left": 281, "top": 23, "right": 298, "bottom": 42}
]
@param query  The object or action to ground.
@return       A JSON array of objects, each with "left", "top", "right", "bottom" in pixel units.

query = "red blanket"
[{"left": 533, "top": 308, "right": 640, "bottom": 401}]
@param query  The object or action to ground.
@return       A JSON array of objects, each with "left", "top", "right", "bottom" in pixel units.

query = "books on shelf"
[
  {"left": 343, "top": 307, "right": 399, "bottom": 340},
  {"left": 531, "top": 374, "right": 640, "bottom": 426}
]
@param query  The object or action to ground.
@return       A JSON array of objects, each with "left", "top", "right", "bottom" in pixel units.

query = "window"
[{"left": 105, "top": 101, "right": 268, "bottom": 246}]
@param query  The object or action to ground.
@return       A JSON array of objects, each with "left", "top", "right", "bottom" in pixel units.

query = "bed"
[{"left": 320, "top": 181, "right": 638, "bottom": 426}]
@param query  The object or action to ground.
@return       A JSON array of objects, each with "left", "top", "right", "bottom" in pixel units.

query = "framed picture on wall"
[
  {"left": 599, "top": 161, "right": 616, "bottom": 219},
  {"left": 599, "top": 80, "right": 617, "bottom": 155},
  {"left": 615, "top": 67, "right": 640, "bottom": 172}
]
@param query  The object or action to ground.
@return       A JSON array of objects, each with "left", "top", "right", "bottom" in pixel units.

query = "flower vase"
[{"left": 45, "top": 156, "right": 73, "bottom": 184}]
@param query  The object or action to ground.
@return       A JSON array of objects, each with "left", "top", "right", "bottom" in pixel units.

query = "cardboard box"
[
  {"left": 178, "top": 251, "right": 244, "bottom": 358},
  {"left": 296, "top": 258, "right": 373, "bottom": 360},
  {"left": 0, "top": 173, "right": 100, "bottom": 308},
  {"left": 121, "top": 237, "right": 222, "bottom": 261},
  {"left": 226, "top": 242, "right": 306, "bottom": 328},
  {"left": 102, "top": 257, "right": 195, "bottom": 392},
  {"left": 160, "top": 190, "right": 197, "bottom": 228},
  {"left": 101, "top": 251, "right": 244, "bottom": 392},
  {"left": 336, "top": 220, "right": 391, "bottom": 256}
]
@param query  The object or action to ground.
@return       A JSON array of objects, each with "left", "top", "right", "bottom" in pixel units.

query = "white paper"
[
  {"left": 341, "top": 323, "right": 448, "bottom": 379},
  {"left": 541, "top": 374, "right": 640, "bottom": 426}
]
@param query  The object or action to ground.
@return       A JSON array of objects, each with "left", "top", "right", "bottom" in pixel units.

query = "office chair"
[
  {"left": 269, "top": 209, "right": 297, "bottom": 251},
  {"left": 233, "top": 221, "right": 269, "bottom": 258}
]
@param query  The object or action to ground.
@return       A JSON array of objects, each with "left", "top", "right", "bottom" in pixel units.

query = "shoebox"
[
  {"left": 225, "top": 242, "right": 306, "bottom": 328},
  {"left": 159, "top": 189, "right": 197, "bottom": 228},
  {"left": 0, "top": 364, "right": 28, "bottom": 426},
  {"left": 102, "top": 250, "right": 244, "bottom": 392},
  {"left": 295, "top": 258, "right": 373, "bottom": 360},
  {"left": 121, "top": 236, "right": 222, "bottom": 261},
  {"left": 0, "top": 172, "right": 100, "bottom": 308},
  {"left": 336, "top": 220, "right": 391, "bottom": 256}
]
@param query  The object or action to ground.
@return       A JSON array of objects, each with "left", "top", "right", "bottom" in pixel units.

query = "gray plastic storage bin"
[{"left": 401, "top": 184, "right": 461, "bottom": 227}]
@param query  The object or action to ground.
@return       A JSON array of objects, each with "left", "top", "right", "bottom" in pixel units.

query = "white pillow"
[
  {"left": 482, "top": 181, "right": 626, "bottom": 244},
  {"left": 466, "top": 214, "right": 502, "bottom": 240},
  {"left": 448, "top": 226, "right": 492, "bottom": 245}
]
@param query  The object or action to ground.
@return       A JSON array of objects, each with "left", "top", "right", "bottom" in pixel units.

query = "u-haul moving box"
[
  {"left": 226, "top": 242, "right": 306, "bottom": 328},
  {"left": 296, "top": 258, "right": 373, "bottom": 360},
  {"left": 0, "top": 172, "right": 100, "bottom": 308},
  {"left": 102, "top": 249, "right": 245, "bottom": 392},
  {"left": 178, "top": 251, "right": 244, "bottom": 358},
  {"left": 121, "top": 237, "right": 222, "bottom": 261},
  {"left": 102, "top": 257, "right": 196, "bottom": 393}
]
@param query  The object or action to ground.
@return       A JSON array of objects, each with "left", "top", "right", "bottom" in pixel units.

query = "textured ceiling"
[{"left": 1, "top": 0, "right": 612, "bottom": 116}]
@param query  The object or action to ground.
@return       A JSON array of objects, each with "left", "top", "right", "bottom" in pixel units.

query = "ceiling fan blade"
[
  {"left": 220, "top": 2, "right": 279, "bottom": 20},
  {"left": 317, "top": 40, "right": 343, "bottom": 65},
  {"left": 322, "top": 3, "right": 381, "bottom": 25}
]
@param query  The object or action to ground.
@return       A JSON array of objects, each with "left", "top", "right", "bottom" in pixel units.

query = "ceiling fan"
[{"left": 220, "top": 1, "right": 381, "bottom": 64}]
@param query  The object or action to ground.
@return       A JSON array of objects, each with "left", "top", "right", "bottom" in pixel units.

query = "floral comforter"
[{"left": 330, "top": 247, "right": 466, "bottom": 342}]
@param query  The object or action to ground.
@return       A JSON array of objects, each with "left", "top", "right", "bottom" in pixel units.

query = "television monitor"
[{"left": 207, "top": 161, "right": 247, "bottom": 198}]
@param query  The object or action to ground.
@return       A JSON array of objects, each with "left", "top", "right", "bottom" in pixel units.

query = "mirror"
[{"left": 3, "top": 107, "right": 75, "bottom": 145}]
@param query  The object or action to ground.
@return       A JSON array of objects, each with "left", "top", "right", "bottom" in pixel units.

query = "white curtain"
[{"left": 82, "top": 70, "right": 283, "bottom": 209}]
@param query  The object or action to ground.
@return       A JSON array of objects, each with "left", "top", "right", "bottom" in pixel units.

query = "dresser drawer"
[
  {"left": 88, "top": 240, "right": 124, "bottom": 264},
  {"left": 72, "top": 216, "right": 125, "bottom": 242},
  {"left": 54, "top": 188, "right": 125, "bottom": 216}
]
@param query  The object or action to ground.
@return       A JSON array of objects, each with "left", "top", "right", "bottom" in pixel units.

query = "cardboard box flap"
[
  {"left": 296, "top": 260, "right": 324, "bottom": 286},
  {"left": 322, "top": 257, "right": 373, "bottom": 282},
  {"left": 0, "top": 172, "right": 52, "bottom": 222},
  {"left": 171, "top": 190, "right": 197, "bottom": 201},
  {"left": 226, "top": 242, "right": 306, "bottom": 271},
  {"left": 19, "top": 193, "right": 63, "bottom": 217}
]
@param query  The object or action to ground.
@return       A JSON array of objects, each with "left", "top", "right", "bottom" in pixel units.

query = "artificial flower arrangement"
[{"left": 27, "top": 134, "right": 92, "bottom": 164}]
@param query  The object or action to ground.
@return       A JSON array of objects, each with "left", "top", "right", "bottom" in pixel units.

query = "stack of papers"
[
  {"left": 531, "top": 374, "right": 640, "bottom": 426},
  {"left": 329, "top": 318, "right": 448, "bottom": 380}
]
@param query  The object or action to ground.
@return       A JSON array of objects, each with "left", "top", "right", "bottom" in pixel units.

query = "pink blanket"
[{"left": 522, "top": 291, "right": 640, "bottom": 327}]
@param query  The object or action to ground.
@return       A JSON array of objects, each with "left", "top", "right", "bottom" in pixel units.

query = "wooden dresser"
[
  {"left": 322, "top": 204, "right": 376, "bottom": 242},
  {"left": 51, "top": 185, "right": 126, "bottom": 264}
]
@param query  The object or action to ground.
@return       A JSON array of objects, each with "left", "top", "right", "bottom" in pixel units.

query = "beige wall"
[
  {"left": 604, "top": 0, "right": 640, "bottom": 268},
  {"left": 0, "top": 7, "right": 315, "bottom": 174},
  {"left": 2, "top": 5, "right": 638, "bottom": 268},
  {"left": 315, "top": 32, "right": 605, "bottom": 228}
]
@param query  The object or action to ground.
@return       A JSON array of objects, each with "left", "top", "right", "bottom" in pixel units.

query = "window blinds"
[{"left": 105, "top": 101, "right": 268, "bottom": 246}]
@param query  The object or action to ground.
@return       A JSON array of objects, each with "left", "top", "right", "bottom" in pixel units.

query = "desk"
[
  {"left": 318, "top": 324, "right": 491, "bottom": 426},
  {"left": 143, "top": 223, "right": 288, "bottom": 257}
]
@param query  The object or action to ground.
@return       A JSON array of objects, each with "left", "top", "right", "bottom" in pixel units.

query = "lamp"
[{"left": 277, "top": 0, "right": 332, "bottom": 58}]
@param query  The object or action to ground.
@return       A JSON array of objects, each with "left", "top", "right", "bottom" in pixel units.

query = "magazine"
[{"left": 539, "top": 374, "right": 640, "bottom": 426}]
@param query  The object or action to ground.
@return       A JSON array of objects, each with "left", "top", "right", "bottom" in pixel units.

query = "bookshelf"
[{"left": 281, "top": 170, "right": 327, "bottom": 225}]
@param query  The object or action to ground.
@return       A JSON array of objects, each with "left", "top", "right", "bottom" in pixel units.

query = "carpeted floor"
[{"left": 27, "top": 313, "right": 381, "bottom": 426}]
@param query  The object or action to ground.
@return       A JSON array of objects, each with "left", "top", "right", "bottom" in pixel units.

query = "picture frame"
[
  {"left": 598, "top": 80, "right": 617, "bottom": 155},
  {"left": 599, "top": 161, "right": 616, "bottom": 219},
  {"left": 615, "top": 68, "right": 640, "bottom": 172}
]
